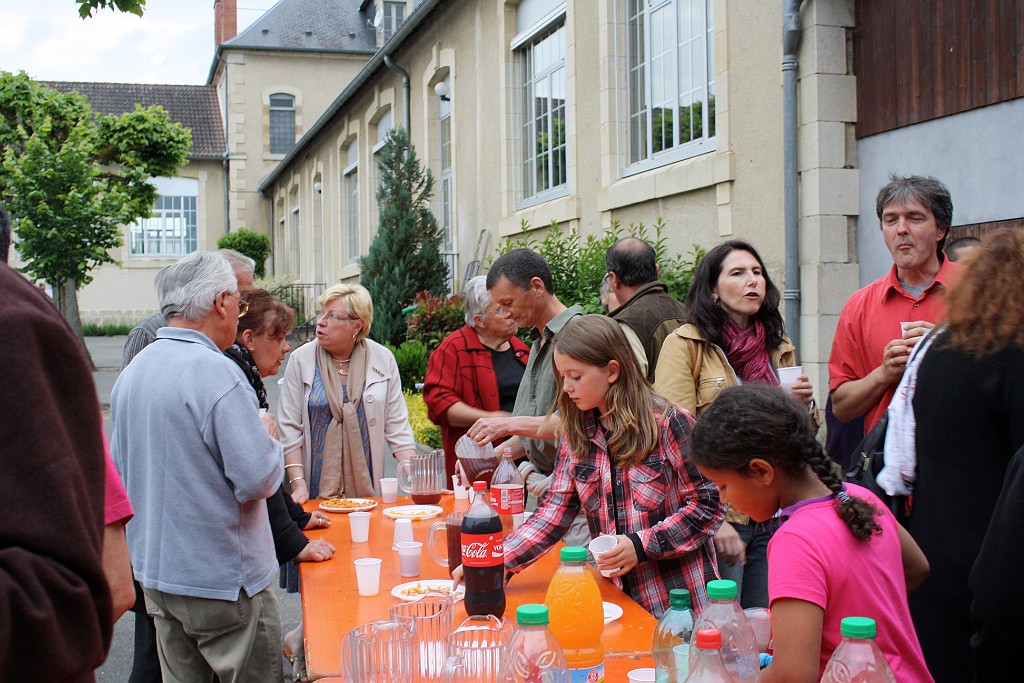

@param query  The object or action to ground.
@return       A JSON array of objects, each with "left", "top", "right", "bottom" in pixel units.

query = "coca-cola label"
[
  {"left": 460, "top": 532, "right": 504, "bottom": 567},
  {"left": 490, "top": 485, "right": 525, "bottom": 515}
]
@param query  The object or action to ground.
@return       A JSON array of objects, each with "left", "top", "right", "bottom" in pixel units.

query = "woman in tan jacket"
[{"left": 654, "top": 240, "right": 815, "bottom": 608}]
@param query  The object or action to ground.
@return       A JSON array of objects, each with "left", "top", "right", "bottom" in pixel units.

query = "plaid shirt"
[{"left": 504, "top": 397, "right": 724, "bottom": 617}]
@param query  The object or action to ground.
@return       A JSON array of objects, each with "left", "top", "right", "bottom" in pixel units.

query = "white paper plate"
[
  {"left": 318, "top": 498, "right": 378, "bottom": 513},
  {"left": 391, "top": 579, "right": 466, "bottom": 602},
  {"left": 382, "top": 505, "right": 444, "bottom": 521},
  {"left": 603, "top": 601, "right": 624, "bottom": 625}
]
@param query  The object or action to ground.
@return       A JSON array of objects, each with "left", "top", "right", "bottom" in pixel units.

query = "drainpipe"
[
  {"left": 383, "top": 55, "right": 411, "bottom": 134},
  {"left": 221, "top": 56, "right": 231, "bottom": 235},
  {"left": 782, "top": 0, "right": 802, "bottom": 355}
]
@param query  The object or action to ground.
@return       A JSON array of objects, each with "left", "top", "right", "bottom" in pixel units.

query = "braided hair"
[{"left": 691, "top": 384, "right": 881, "bottom": 541}]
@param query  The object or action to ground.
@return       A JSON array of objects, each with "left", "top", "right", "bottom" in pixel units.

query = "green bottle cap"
[
  {"left": 706, "top": 579, "right": 738, "bottom": 601},
  {"left": 516, "top": 604, "right": 550, "bottom": 626},
  {"left": 668, "top": 588, "right": 692, "bottom": 609},
  {"left": 560, "top": 546, "right": 587, "bottom": 562},
  {"left": 839, "top": 616, "right": 877, "bottom": 639}
]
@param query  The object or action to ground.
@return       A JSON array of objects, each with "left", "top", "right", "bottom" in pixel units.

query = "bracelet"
[
  {"left": 284, "top": 463, "right": 304, "bottom": 470},
  {"left": 288, "top": 476, "right": 305, "bottom": 484}
]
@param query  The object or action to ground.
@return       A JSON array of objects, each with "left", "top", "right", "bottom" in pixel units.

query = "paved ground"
[{"left": 90, "top": 336, "right": 300, "bottom": 682}]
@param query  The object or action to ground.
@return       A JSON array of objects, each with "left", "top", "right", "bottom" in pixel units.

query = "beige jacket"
[
  {"left": 278, "top": 338, "right": 415, "bottom": 494},
  {"left": 654, "top": 323, "right": 800, "bottom": 526}
]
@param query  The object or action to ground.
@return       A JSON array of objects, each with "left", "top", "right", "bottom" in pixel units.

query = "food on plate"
[
  {"left": 401, "top": 583, "right": 453, "bottom": 598},
  {"left": 320, "top": 497, "right": 370, "bottom": 509}
]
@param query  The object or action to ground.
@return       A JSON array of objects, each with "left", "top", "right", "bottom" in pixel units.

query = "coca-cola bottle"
[
  {"left": 490, "top": 447, "right": 526, "bottom": 533},
  {"left": 462, "top": 480, "right": 506, "bottom": 618}
]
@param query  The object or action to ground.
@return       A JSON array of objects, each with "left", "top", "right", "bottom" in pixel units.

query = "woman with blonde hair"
[
  {"left": 904, "top": 229, "right": 1024, "bottom": 682},
  {"left": 279, "top": 283, "right": 417, "bottom": 503}
]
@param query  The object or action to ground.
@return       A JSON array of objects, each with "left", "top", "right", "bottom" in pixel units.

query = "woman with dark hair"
[
  {"left": 903, "top": 229, "right": 1024, "bottom": 683},
  {"left": 653, "top": 240, "right": 815, "bottom": 608},
  {"left": 224, "top": 288, "right": 335, "bottom": 682}
]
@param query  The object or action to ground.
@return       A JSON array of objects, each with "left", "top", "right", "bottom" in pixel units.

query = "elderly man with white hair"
[
  {"left": 423, "top": 276, "right": 529, "bottom": 479},
  {"left": 110, "top": 250, "right": 283, "bottom": 683}
]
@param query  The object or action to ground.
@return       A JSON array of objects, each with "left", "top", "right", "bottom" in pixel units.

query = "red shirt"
[
  {"left": 422, "top": 325, "right": 528, "bottom": 477},
  {"left": 829, "top": 258, "right": 963, "bottom": 433}
]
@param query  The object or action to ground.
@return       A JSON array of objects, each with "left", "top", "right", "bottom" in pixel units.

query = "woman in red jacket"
[{"left": 423, "top": 276, "right": 529, "bottom": 479}]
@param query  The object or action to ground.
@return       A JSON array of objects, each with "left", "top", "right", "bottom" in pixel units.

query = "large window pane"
[
  {"left": 269, "top": 94, "right": 295, "bottom": 154},
  {"left": 128, "top": 191, "right": 198, "bottom": 257},
  {"left": 627, "top": 0, "right": 715, "bottom": 165},
  {"left": 517, "top": 20, "right": 567, "bottom": 202}
]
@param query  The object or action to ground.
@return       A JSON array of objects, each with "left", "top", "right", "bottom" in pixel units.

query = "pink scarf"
[{"left": 720, "top": 318, "right": 779, "bottom": 386}]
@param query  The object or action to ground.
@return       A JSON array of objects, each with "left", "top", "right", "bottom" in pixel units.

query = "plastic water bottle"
[
  {"left": 653, "top": 588, "right": 696, "bottom": 682},
  {"left": 820, "top": 617, "right": 896, "bottom": 683},
  {"left": 545, "top": 546, "right": 605, "bottom": 683},
  {"left": 691, "top": 580, "right": 758, "bottom": 682},
  {"left": 683, "top": 629, "right": 734, "bottom": 682},
  {"left": 499, "top": 604, "right": 570, "bottom": 683},
  {"left": 491, "top": 446, "right": 525, "bottom": 532}
]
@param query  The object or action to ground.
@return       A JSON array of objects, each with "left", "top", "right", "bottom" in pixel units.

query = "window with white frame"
[
  {"left": 343, "top": 144, "right": 359, "bottom": 264},
  {"left": 438, "top": 78, "right": 455, "bottom": 293},
  {"left": 515, "top": 19, "right": 567, "bottom": 203},
  {"left": 128, "top": 177, "right": 199, "bottom": 257},
  {"left": 372, "top": 109, "right": 393, "bottom": 231},
  {"left": 626, "top": 0, "right": 715, "bottom": 169},
  {"left": 382, "top": 1, "right": 406, "bottom": 42},
  {"left": 269, "top": 93, "right": 296, "bottom": 154},
  {"left": 288, "top": 190, "right": 300, "bottom": 277}
]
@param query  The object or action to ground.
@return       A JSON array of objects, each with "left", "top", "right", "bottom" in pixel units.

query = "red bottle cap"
[
  {"left": 695, "top": 629, "right": 722, "bottom": 649},
  {"left": 472, "top": 481, "right": 488, "bottom": 491}
]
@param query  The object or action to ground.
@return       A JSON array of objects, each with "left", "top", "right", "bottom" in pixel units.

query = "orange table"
[{"left": 300, "top": 494, "right": 657, "bottom": 680}]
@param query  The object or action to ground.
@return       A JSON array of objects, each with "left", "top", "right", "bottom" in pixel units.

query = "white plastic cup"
[
  {"left": 778, "top": 366, "right": 802, "bottom": 395},
  {"left": 588, "top": 534, "right": 619, "bottom": 577},
  {"left": 452, "top": 474, "right": 469, "bottom": 500},
  {"left": 396, "top": 541, "right": 423, "bottom": 577},
  {"left": 349, "top": 511, "right": 371, "bottom": 543},
  {"left": 627, "top": 668, "right": 656, "bottom": 683},
  {"left": 353, "top": 558, "right": 382, "bottom": 596},
  {"left": 900, "top": 321, "right": 914, "bottom": 337},
  {"left": 380, "top": 477, "right": 399, "bottom": 503},
  {"left": 392, "top": 518, "right": 414, "bottom": 550}
]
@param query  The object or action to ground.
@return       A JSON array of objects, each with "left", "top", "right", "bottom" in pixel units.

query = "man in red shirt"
[{"left": 829, "top": 175, "right": 963, "bottom": 436}]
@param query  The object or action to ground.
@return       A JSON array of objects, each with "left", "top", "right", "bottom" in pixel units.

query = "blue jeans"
[{"left": 718, "top": 520, "right": 773, "bottom": 609}]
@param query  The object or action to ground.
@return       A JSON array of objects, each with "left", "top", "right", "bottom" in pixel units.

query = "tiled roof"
[
  {"left": 46, "top": 82, "right": 225, "bottom": 158},
  {"left": 224, "top": 0, "right": 377, "bottom": 53}
]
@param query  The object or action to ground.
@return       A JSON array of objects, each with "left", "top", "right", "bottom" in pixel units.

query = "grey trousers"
[{"left": 143, "top": 585, "right": 281, "bottom": 683}]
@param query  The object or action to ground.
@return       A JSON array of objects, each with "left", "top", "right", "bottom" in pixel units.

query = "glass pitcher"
[
  {"left": 398, "top": 448, "right": 446, "bottom": 505},
  {"left": 442, "top": 614, "right": 513, "bottom": 682},
  {"left": 340, "top": 620, "right": 415, "bottom": 683}
]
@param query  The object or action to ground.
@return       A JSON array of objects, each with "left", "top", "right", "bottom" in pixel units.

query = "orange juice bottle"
[{"left": 544, "top": 546, "right": 605, "bottom": 683}]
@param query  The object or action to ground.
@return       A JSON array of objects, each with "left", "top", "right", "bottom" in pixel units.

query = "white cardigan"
[{"left": 278, "top": 338, "right": 416, "bottom": 494}]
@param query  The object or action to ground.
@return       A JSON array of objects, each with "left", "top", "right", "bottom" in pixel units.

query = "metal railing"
[{"left": 276, "top": 282, "right": 325, "bottom": 346}]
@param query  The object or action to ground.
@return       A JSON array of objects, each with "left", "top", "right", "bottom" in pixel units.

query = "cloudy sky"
[{"left": 0, "top": 0, "right": 279, "bottom": 85}]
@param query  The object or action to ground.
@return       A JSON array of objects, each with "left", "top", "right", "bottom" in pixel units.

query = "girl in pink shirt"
[{"left": 691, "top": 385, "right": 933, "bottom": 683}]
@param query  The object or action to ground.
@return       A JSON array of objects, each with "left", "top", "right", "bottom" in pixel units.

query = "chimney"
[{"left": 214, "top": 0, "right": 238, "bottom": 45}]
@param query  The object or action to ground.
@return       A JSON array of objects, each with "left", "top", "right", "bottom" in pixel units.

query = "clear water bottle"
[
  {"left": 491, "top": 446, "right": 525, "bottom": 532},
  {"left": 653, "top": 588, "right": 696, "bottom": 682},
  {"left": 682, "top": 629, "right": 733, "bottom": 682},
  {"left": 499, "top": 604, "right": 570, "bottom": 683},
  {"left": 691, "top": 580, "right": 758, "bottom": 682},
  {"left": 820, "top": 617, "right": 896, "bottom": 683}
]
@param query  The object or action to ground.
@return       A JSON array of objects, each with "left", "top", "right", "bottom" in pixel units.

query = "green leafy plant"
[
  {"left": 405, "top": 291, "right": 466, "bottom": 351},
  {"left": 386, "top": 340, "right": 430, "bottom": 389},
  {"left": 82, "top": 321, "right": 135, "bottom": 336},
  {"left": 362, "top": 127, "right": 449, "bottom": 346},
  {"left": 495, "top": 218, "right": 704, "bottom": 314},
  {"left": 404, "top": 389, "right": 442, "bottom": 448},
  {"left": 218, "top": 229, "right": 271, "bottom": 278}
]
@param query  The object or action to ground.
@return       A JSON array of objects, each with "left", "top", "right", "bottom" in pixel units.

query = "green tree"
[
  {"left": 218, "top": 228, "right": 271, "bottom": 278},
  {"left": 0, "top": 71, "right": 190, "bottom": 363},
  {"left": 75, "top": 0, "right": 146, "bottom": 18},
  {"left": 361, "top": 127, "right": 448, "bottom": 346}
]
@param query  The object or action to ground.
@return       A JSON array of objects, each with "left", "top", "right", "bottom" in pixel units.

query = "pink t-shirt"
[
  {"left": 767, "top": 484, "right": 933, "bottom": 682},
  {"left": 103, "top": 430, "right": 133, "bottom": 526}
]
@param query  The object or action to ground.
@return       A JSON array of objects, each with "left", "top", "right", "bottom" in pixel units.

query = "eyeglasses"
[
  {"left": 317, "top": 310, "right": 356, "bottom": 324},
  {"left": 224, "top": 291, "right": 249, "bottom": 318}
]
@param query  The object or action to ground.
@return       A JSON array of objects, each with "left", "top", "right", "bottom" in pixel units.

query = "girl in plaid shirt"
[{"left": 502, "top": 315, "right": 724, "bottom": 617}]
